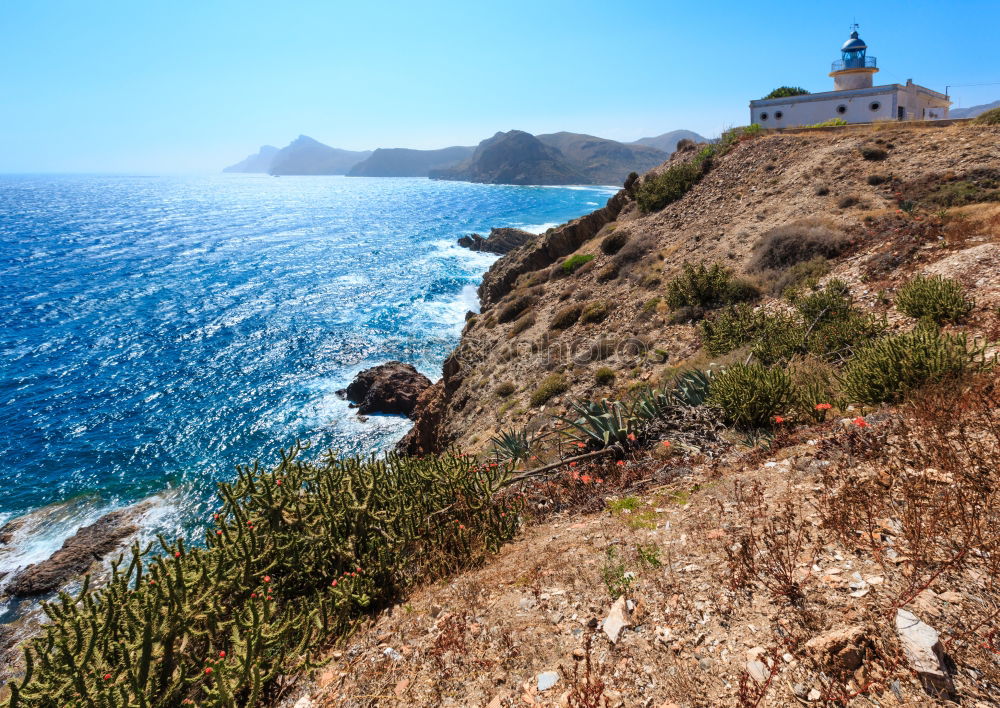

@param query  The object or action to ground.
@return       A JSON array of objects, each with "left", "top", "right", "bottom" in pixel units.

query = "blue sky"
[{"left": 2, "top": 0, "right": 998, "bottom": 173}]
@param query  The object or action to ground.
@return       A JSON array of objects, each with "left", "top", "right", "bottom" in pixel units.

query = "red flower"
[
  {"left": 356, "top": 566, "right": 362, "bottom": 573},
  {"left": 569, "top": 461, "right": 577, "bottom": 467},
  {"left": 250, "top": 592, "right": 257, "bottom": 598},
  {"left": 458, "top": 524, "right": 466, "bottom": 530},
  {"left": 216, "top": 530, "right": 222, "bottom": 535},
  {"left": 576, "top": 442, "right": 585, "bottom": 449},
  {"left": 276, "top": 479, "right": 282, "bottom": 486},
  {"left": 149, "top": 580, "right": 156, "bottom": 585},
  {"left": 263, "top": 575, "right": 271, "bottom": 583},
  {"left": 616, "top": 460, "right": 625, "bottom": 466},
  {"left": 853, "top": 416, "right": 868, "bottom": 427},
  {"left": 815, "top": 403, "right": 832, "bottom": 410},
  {"left": 205, "top": 667, "right": 213, "bottom": 675},
  {"left": 331, "top": 579, "right": 338, "bottom": 587},
  {"left": 596, "top": 478, "right": 604, "bottom": 484},
  {"left": 267, "top": 595, "right": 273, "bottom": 601},
  {"left": 774, "top": 416, "right": 785, "bottom": 424},
  {"left": 662, "top": 440, "right": 671, "bottom": 447},
  {"left": 219, "top": 651, "right": 226, "bottom": 658},
  {"left": 174, "top": 552, "right": 181, "bottom": 558},
  {"left": 103, "top": 673, "right": 112, "bottom": 681},
  {"left": 627, "top": 433, "right": 636, "bottom": 442}
]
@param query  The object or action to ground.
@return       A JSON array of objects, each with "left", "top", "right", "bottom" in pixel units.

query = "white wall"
[{"left": 750, "top": 90, "right": 896, "bottom": 128}]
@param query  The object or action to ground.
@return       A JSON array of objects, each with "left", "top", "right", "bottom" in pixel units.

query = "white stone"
[
  {"left": 895, "top": 609, "right": 948, "bottom": 684},
  {"left": 293, "top": 696, "right": 314, "bottom": 708},
  {"left": 602, "top": 596, "right": 630, "bottom": 644},
  {"left": 537, "top": 671, "right": 559, "bottom": 691},
  {"left": 746, "top": 660, "right": 769, "bottom": 683}
]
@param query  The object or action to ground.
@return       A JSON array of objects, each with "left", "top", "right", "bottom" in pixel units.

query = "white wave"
[{"left": 516, "top": 222, "right": 559, "bottom": 234}]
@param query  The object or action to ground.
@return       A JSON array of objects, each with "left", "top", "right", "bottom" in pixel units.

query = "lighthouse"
[
  {"left": 749, "top": 26, "right": 951, "bottom": 127},
  {"left": 831, "top": 26, "right": 878, "bottom": 90}
]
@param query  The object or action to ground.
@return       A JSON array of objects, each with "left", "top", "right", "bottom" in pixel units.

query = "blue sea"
[{"left": 0, "top": 174, "right": 611, "bottom": 577}]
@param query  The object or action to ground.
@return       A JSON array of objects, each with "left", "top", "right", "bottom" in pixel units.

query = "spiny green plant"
[
  {"left": 671, "top": 369, "right": 713, "bottom": 406},
  {"left": 556, "top": 399, "right": 641, "bottom": 449},
  {"left": 841, "top": 325, "right": 992, "bottom": 404},
  {"left": 707, "top": 362, "right": 794, "bottom": 429},
  {"left": 635, "top": 147, "right": 714, "bottom": 212},
  {"left": 895, "top": 275, "right": 974, "bottom": 324},
  {"left": 489, "top": 427, "right": 536, "bottom": 464},
  {"left": 664, "top": 262, "right": 758, "bottom": 310},
  {"left": 5, "top": 446, "right": 521, "bottom": 707}
]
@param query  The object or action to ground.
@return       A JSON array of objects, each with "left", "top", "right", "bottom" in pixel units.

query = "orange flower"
[
  {"left": 576, "top": 442, "right": 586, "bottom": 448},
  {"left": 616, "top": 460, "right": 625, "bottom": 466},
  {"left": 815, "top": 403, "right": 832, "bottom": 410},
  {"left": 627, "top": 433, "right": 636, "bottom": 442},
  {"left": 580, "top": 475, "right": 592, "bottom": 484},
  {"left": 569, "top": 461, "right": 577, "bottom": 467},
  {"left": 853, "top": 416, "right": 868, "bottom": 427},
  {"left": 596, "top": 478, "right": 604, "bottom": 484},
  {"left": 774, "top": 415, "right": 785, "bottom": 424},
  {"left": 662, "top": 440, "right": 671, "bottom": 447},
  {"left": 219, "top": 651, "right": 226, "bottom": 658}
]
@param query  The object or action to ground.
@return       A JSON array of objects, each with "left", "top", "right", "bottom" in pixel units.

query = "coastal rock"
[
  {"left": 8, "top": 504, "right": 150, "bottom": 597},
  {"left": 339, "top": 362, "right": 431, "bottom": 418},
  {"left": 457, "top": 227, "right": 536, "bottom": 255}
]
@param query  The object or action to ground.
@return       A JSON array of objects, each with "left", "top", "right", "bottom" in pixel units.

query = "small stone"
[
  {"left": 602, "top": 596, "right": 630, "bottom": 644},
  {"left": 293, "top": 696, "right": 314, "bottom": 708},
  {"left": 807, "top": 688, "right": 822, "bottom": 701},
  {"left": 746, "top": 660, "right": 769, "bottom": 683},
  {"left": 792, "top": 683, "right": 808, "bottom": 698},
  {"left": 536, "top": 671, "right": 559, "bottom": 691},
  {"left": 895, "top": 609, "right": 953, "bottom": 694},
  {"left": 519, "top": 596, "right": 537, "bottom": 610},
  {"left": 382, "top": 647, "right": 403, "bottom": 661}
]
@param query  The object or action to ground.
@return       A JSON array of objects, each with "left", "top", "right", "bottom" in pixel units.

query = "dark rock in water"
[
  {"left": 7, "top": 504, "right": 150, "bottom": 597},
  {"left": 0, "top": 517, "right": 25, "bottom": 546},
  {"left": 457, "top": 227, "right": 536, "bottom": 255},
  {"left": 338, "top": 362, "right": 431, "bottom": 418}
]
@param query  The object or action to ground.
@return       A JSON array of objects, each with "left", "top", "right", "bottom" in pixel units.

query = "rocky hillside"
[
  {"left": 401, "top": 122, "right": 1000, "bottom": 457},
  {"left": 266, "top": 135, "right": 371, "bottom": 175},
  {"left": 347, "top": 146, "right": 475, "bottom": 177},
  {"left": 223, "top": 145, "right": 279, "bottom": 173},
  {"left": 632, "top": 129, "right": 709, "bottom": 154},
  {"left": 430, "top": 130, "right": 669, "bottom": 186}
]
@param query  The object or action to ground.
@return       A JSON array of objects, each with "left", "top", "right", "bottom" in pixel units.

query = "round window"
[
  {"left": 837, "top": 105, "right": 847, "bottom": 114},
  {"left": 774, "top": 111, "right": 783, "bottom": 120},
  {"left": 760, "top": 112, "right": 769, "bottom": 121},
  {"left": 869, "top": 101, "right": 881, "bottom": 111}
]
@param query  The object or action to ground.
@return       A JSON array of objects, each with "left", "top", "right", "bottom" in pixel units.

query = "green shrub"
[
  {"left": 749, "top": 219, "right": 850, "bottom": 272},
  {"left": 581, "top": 301, "right": 611, "bottom": 324},
  {"left": 600, "top": 230, "right": 629, "bottom": 255},
  {"left": 594, "top": 367, "right": 616, "bottom": 385},
  {"left": 860, "top": 145, "right": 888, "bottom": 161},
  {"left": 550, "top": 304, "right": 582, "bottom": 330},
  {"left": 765, "top": 256, "right": 831, "bottom": 296},
  {"left": 700, "top": 304, "right": 800, "bottom": 360},
  {"left": 671, "top": 369, "right": 713, "bottom": 406},
  {"left": 635, "top": 146, "right": 714, "bottom": 212},
  {"left": 763, "top": 86, "right": 810, "bottom": 99},
  {"left": 509, "top": 313, "right": 535, "bottom": 337},
  {"left": 841, "top": 325, "right": 991, "bottom": 404},
  {"left": 867, "top": 174, "right": 889, "bottom": 186},
  {"left": 707, "top": 363, "right": 794, "bottom": 429},
  {"left": 496, "top": 381, "right": 517, "bottom": 397},
  {"left": 8, "top": 446, "right": 520, "bottom": 707},
  {"left": 562, "top": 253, "right": 594, "bottom": 274},
  {"left": 489, "top": 427, "right": 535, "bottom": 464},
  {"left": 665, "top": 262, "right": 758, "bottom": 310},
  {"left": 973, "top": 106, "right": 1000, "bottom": 125},
  {"left": 896, "top": 275, "right": 974, "bottom": 324},
  {"left": 531, "top": 374, "right": 569, "bottom": 406},
  {"left": 804, "top": 118, "right": 848, "bottom": 128},
  {"left": 792, "top": 279, "right": 853, "bottom": 325}
]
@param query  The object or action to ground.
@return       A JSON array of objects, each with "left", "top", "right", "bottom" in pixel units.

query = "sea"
[{"left": 0, "top": 174, "right": 613, "bottom": 585}]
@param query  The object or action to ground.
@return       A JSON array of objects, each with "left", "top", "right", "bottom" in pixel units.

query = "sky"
[{"left": 1, "top": 0, "right": 999, "bottom": 173}]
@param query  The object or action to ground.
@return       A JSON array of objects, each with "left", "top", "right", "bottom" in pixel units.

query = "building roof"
[
  {"left": 749, "top": 83, "right": 950, "bottom": 107},
  {"left": 841, "top": 30, "right": 867, "bottom": 52}
]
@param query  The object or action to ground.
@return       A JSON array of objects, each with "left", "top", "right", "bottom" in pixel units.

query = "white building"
[{"left": 749, "top": 27, "right": 951, "bottom": 128}]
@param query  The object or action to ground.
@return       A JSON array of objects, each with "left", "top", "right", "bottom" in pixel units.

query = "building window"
[
  {"left": 869, "top": 101, "right": 881, "bottom": 111},
  {"left": 759, "top": 112, "right": 768, "bottom": 121},
  {"left": 836, "top": 105, "right": 847, "bottom": 114},
  {"left": 774, "top": 111, "right": 783, "bottom": 120}
]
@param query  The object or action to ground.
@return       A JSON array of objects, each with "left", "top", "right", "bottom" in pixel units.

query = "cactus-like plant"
[
  {"left": 4, "top": 447, "right": 522, "bottom": 707},
  {"left": 671, "top": 369, "right": 713, "bottom": 406},
  {"left": 707, "top": 363, "right": 794, "bottom": 429},
  {"left": 895, "top": 275, "right": 974, "bottom": 325},
  {"left": 556, "top": 399, "right": 640, "bottom": 449},
  {"left": 489, "top": 427, "right": 536, "bottom": 464}
]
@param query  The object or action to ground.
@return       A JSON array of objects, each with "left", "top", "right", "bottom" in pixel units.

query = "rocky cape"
[
  {"left": 223, "top": 136, "right": 371, "bottom": 175},
  {"left": 457, "top": 227, "right": 536, "bottom": 255},
  {"left": 337, "top": 362, "right": 432, "bottom": 418},
  {"left": 347, "top": 146, "right": 475, "bottom": 177}
]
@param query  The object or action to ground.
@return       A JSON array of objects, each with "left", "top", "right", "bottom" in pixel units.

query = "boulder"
[
  {"left": 338, "top": 362, "right": 432, "bottom": 418},
  {"left": 457, "top": 227, "right": 536, "bottom": 255},
  {"left": 8, "top": 504, "right": 149, "bottom": 597},
  {"left": 602, "top": 596, "right": 630, "bottom": 644}
]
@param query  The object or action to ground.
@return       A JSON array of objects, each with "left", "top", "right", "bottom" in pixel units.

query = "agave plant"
[
  {"left": 633, "top": 386, "right": 675, "bottom": 420},
  {"left": 489, "top": 426, "right": 536, "bottom": 464},
  {"left": 671, "top": 368, "right": 713, "bottom": 406},
  {"left": 556, "top": 399, "right": 642, "bottom": 449}
]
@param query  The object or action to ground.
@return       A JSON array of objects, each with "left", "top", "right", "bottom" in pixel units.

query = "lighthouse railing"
[{"left": 831, "top": 56, "right": 877, "bottom": 71}]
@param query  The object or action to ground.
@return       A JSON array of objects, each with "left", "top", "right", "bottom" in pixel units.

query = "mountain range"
[
  {"left": 223, "top": 129, "right": 709, "bottom": 185},
  {"left": 950, "top": 99, "right": 1000, "bottom": 120}
]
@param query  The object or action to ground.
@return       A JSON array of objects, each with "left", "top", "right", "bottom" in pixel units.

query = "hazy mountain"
[
  {"left": 429, "top": 130, "right": 590, "bottom": 185},
  {"left": 950, "top": 100, "right": 1000, "bottom": 119},
  {"left": 536, "top": 132, "right": 667, "bottom": 185},
  {"left": 223, "top": 145, "right": 280, "bottom": 173},
  {"left": 631, "top": 130, "right": 709, "bottom": 154},
  {"left": 347, "top": 146, "right": 475, "bottom": 177},
  {"left": 267, "top": 136, "right": 372, "bottom": 175}
]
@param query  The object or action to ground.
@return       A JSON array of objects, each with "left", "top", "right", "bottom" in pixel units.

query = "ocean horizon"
[{"left": 0, "top": 174, "right": 613, "bottom": 585}]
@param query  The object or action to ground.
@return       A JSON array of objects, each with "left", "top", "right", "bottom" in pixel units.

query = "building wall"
[
  {"left": 750, "top": 83, "right": 950, "bottom": 128},
  {"left": 750, "top": 90, "right": 896, "bottom": 128}
]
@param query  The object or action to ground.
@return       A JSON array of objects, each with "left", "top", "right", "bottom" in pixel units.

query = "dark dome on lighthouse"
[{"left": 841, "top": 30, "right": 867, "bottom": 52}]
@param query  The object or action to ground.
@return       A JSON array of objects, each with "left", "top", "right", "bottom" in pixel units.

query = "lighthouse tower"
[{"left": 830, "top": 26, "right": 878, "bottom": 90}]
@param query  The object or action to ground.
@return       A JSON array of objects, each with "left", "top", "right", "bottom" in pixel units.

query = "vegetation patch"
[
  {"left": 664, "top": 262, "right": 759, "bottom": 312},
  {"left": 707, "top": 362, "right": 794, "bottom": 429},
  {"left": 562, "top": 253, "right": 594, "bottom": 274},
  {"left": 842, "top": 326, "right": 991, "bottom": 404},
  {"left": 895, "top": 275, "right": 974, "bottom": 324},
  {"left": 495, "top": 381, "right": 517, "bottom": 397},
  {"left": 860, "top": 144, "right": 889, "bottom": 161},
  {"left": 7, "top": 447, "right": 521, "bottom": 706},
  {"left": 508, "top": 312, "right": 536, "bottom": 337},
  {"left": 600, "top": 230, "right": 629, "bottom": 255},
  {"left": 550, "top": 304, "right": 582, "bottom": 330},
  {"left": 580, "top": 301, "right": 611, "bottom": 324},
  {"left": 594, "top": 367, "right": 615, "bottom": 385},
  {"left": 973, "top": 106, "right": 1000, "bottom": 125},
  {"left": 748, "top": 218, "right": 851, "bottom": 273},
  {"left": 497, "top": 295, "right": 534, "bottom": 324},
  {"left": 763, "top": 86, "right": 810, "bottom": 99},
  {"left": 530, "top": 373, "right": 569, "bottom": 406}
]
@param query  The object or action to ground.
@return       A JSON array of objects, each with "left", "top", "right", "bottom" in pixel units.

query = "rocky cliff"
[
  {"left": 535, "top": 132, "right": 668, "bottom": 185},
  {"left": 429, "top": 130, "right": 589, "bottom": 185},
  {"left": 223, "top": 145, "right": 280, "bottom": 173},
  {"left": 631, "top": 128, "right": 709, "bottom": 154}
]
